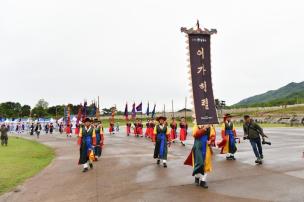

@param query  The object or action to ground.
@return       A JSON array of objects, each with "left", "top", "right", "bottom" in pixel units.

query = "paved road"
[{"left": 1, "top": 128, "right": 304, "bottom": 202}]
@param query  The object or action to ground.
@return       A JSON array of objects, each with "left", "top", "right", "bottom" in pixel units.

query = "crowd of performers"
[
  {"left": 103, "top": 113, "right": 267, "bottom": 189},
  {"left": 0, "top": 112, "right": 269, "bottom": 189}
]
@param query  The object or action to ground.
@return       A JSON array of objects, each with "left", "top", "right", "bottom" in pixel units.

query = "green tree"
[
  {"left": 36, "top": 99, "right": 49, "bottom": 109},
  {"left": 20, "top": 105, "right": 31, "bottom": 117}
]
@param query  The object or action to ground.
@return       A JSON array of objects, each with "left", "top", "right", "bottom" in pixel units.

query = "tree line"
[{"left": 0, "top": 99, "right": 125, "bottom": 118}]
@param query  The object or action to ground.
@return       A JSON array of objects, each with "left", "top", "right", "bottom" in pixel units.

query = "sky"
[{"left": 0, "top": 0, "right": 303, "bottom": 111}]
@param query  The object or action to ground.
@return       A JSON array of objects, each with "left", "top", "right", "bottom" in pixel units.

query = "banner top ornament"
[{"left": 181, "top": 20, "right": 217, "bottom": 35}]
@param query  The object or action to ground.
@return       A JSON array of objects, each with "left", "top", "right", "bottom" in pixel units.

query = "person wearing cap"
[
  {"left": 243, "top": 115, "right": 268, "bottom": 164},
  {"left": 184, "top": 124, "right": 215, "bottom": 188},
  {"left": 170, "top": 118, "right": 178, "bottom": 143},
  {"left": 179, "top": 117, "right": 188, "bottom": 146},
  {"left": 78, "top": 118, "right": 96, "bottom": 172},
  {"left": 218, "top": 114, "right": 237, "bottom": 160},
  {"left": 93, "top": 119, "right": 104, "bottom": 161},
  {"left": 153, "top": 116, "right": 171, "bottom": 168}
]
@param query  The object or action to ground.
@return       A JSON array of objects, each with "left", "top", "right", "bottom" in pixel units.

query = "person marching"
[
  {"left": 30, "top": 123, "right": 34, "bottom": 135},
  {"left": 153, "top": 116, "right": 171, "bottom": 168},
  {"left": 35, "top": 122, "right": 42, "bottom": 139},
  {"left": 137, "top": 119, "right": 143, "bottom": 137},
  {"left": 109, "top": 119, "right": 115, "bottom": 135},
  {"left": 217, "top": 114, "right": 237, "bottom": 160},
  {"left": 145, "top": 119, "right": 150, "bottom": 138},
  {"left": 0, "top": 124, "right": 9, "bottom": 146},
  {"left": 149, "top": 119, "right": 156, "bottom": 141},
  {"left": 45, "top": 123, "right": 49, "bottom": 134},
  {"left": 59, "top": 122, "right": 64, "bottom": 134},
  {"left": 78, "top": 118, "right": 96, "bottom": 172},
  {"left": 243, "top": 115, "right": 268, "bottom": 164},
  {"left": 49, "top": 123, "right": 54, "bottom": 134},
  {"left": 126, "top": 119, "right": 131, "bottom": 136},
  {"left": 170, "top": 118, "right": 178, "bottom": 143},
  {"left": 184, "top": 124, "right": 215, "bottom": 188},
  {"left": 179, "top": 117, "right": 188, "bottom": 146},
  {"left": 93, "top": 119, "right": 104, "bottom": 161}
]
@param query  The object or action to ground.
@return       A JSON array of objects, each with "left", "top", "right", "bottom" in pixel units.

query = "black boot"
[
  {"left": 163, "top": 163, "right": 167, "bottom": 168},
  {"left": 195, "top": 178, "right": 199, "bottom": 185},
  {"left": 82, "top": 168, "right": 88, "bottom": 172},
  {"left": 255, "top": 158, "right": 262, "bottom": 164},
  {"left": 157, "top": 159, "right": 160, "bottom": 165},
  {"left": 199, "top": 181, "right": 208, "bottom": 189},
  {"left": 231, "top": 156, "right": 236, "bottom": 160},
  {"left": 89, "top": 163, "right": 93, "bottom": 169}
]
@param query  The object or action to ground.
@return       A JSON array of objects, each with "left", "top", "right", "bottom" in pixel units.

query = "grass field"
[{"left": 0, "top": 137, "right": 54, "bottom": 195}]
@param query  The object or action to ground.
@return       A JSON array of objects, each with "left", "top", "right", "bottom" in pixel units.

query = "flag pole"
[
  {"left": 184, "top": 97, "right": 187, "bottom": 119},
  {"left": 171, "top": 99, "right": 174, "bottom": 118}
]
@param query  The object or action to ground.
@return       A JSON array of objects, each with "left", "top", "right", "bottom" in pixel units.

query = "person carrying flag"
[
  {"left": 153, "top": 116, "right": 171, "bottom": 168},
  {"left": 184, "top": 124, "right": 215, "bottom": 188}
]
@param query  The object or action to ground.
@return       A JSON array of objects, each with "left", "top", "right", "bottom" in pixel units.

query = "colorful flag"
[
  {"left": 146, "top": 102, "right": 150, "bottom": 116},
  {"left": 131, "top": 103, "right": 136, "bottom": 119},
  {"left": 151, "top": 104, "right": 156, "bottom": 118},
  {"left": 82, "top": 101, "right": 87, "bottom": 121},
  {"left": 136, "top": 102, "right": 142, "bottom": 112},
  {"left": 124, "top": 103, "right": 128, "bottom": 119}
]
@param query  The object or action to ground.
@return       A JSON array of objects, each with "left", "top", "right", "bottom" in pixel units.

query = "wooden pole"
[
  {"left": 184, "top": 97, "right": 187, "bottom": 119},
  {"left": 171, "top": 99, "right": 174, "bottom": 118}
]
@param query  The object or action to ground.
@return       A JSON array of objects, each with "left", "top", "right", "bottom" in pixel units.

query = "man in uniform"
[
  {"left": 78, "top": 118, "right": 96, "bottom": 172},
  {"left": 218, "top": 114, "right": 237, "bottom": 160},
  {"left": 184, "top": 124, "right": 215, "bottom": 188},
  {"left": 153, "top": 116, "right": 171, "bottom": 168},
  {"left": 93, "top": 119, "right": 104, "bottom": 161}
]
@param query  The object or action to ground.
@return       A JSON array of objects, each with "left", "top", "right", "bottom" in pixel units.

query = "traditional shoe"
[
  {"left": 181, "top": 142, "right": 185, "bottom": 146},
  {"left": 255, "top": 158, "right": 262, "bottom": 164},
  {"left": 89, "top": 163, "right": 93, "bottom": 169},
  {"left": 157, "top": 160, "right": 160, "bottom": 165},
  {"left": 195, "top": 178, "right": 199, "bottom": 185},
  {"left": 82, "top": 168, "right": 88, "bottom": 173},
  {"left": 163, "top": 163, "right": 167, "bottom": 168},
  {"left": 231, "top": 156, "right": 236, "bottom": 160},
  {"left": 226, "top": 156, "right": 232, "bottom": 160},
  {"left": 260, "top": 155, "right": 264, "bottom": 159},
  {"left": 199, "top": 181, "right": 208, "bottom": 189}
]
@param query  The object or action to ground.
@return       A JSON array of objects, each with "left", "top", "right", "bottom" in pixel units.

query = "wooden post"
[
  {"left": 171, "top": 99, "right": 174, "bottom": 118},
  {"left": 184, "top": 97, "right": 187, "bottom": 119}
]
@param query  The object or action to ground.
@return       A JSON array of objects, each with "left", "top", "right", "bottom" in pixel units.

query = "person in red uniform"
[
  {"left": 126, "top": 119, "right": 131, "bottom": 136},
  {"left": 109, "top": 119, "right": 115, "bottom": 135},
  {"left": 170, "top": 118, "right": 178, "bottom": 143},
  {"left": 179, "top": 117, "right": 188, "bottom": 146},
  {"left": 149, "top": 119, "right": 156, "bottom": 141},
  {"left": 145, "top": 119, "right": 150, "bottom": 138},
  {"left": 136, "top": 119, "right": 143, "bottom": 137}
]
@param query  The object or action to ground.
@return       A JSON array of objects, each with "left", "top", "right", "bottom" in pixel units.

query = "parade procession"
[{"left": 1, "top": 1, "right": 304, "bottom": 202}]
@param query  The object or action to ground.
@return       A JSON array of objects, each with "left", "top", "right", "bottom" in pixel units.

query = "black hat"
[
  {"left": 156, "top": 116, "right": 167, "bottom": 121},
  {"left": 84, "top": 117, "right": 92, "bottom": 123},
  {"left": 244, "top": 115, "right": 250, "bottom": 119},
  {"left": 224, "top": 113, "right": 232, "bottom": 118}
]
